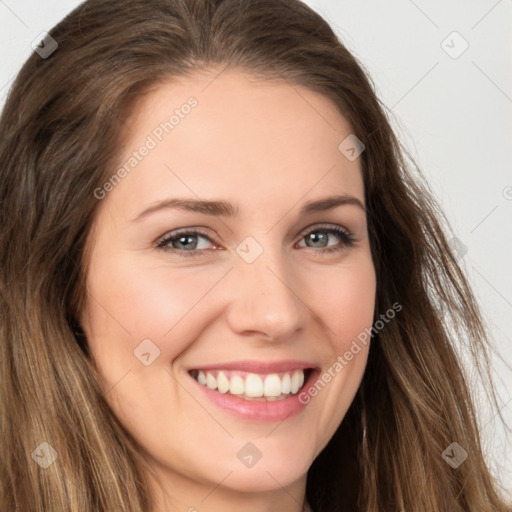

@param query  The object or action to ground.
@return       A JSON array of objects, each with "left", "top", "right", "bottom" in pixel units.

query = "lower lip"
[{"left": 189, "top": 369, "right": 319, "bottom": 422}]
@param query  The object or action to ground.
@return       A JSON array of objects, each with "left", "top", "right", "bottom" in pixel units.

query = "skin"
[{"left": 81, "top": 67, "right": 376, "bottom": 512}]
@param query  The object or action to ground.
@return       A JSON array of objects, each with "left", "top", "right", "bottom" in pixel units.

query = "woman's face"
[{"left": 81, "top": 68, "right": 376, "bottom": 508}]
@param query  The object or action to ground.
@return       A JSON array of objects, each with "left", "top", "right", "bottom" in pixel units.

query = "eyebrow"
[{"left": 131, "top": 194, "right": 365, "bottom": 222}]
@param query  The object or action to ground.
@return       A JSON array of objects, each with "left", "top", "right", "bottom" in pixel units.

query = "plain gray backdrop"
[{"left": 1, "top": 0, "right": 511, "bottom": 500}]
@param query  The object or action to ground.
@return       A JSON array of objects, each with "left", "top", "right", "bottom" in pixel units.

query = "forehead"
[{"left": 104, "top": 68, "right": 364, "bottom": 217}]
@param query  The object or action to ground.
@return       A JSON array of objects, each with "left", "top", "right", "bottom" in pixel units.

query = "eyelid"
[{"left": 299, "top": 222, "right": 351, "bottom": 238}]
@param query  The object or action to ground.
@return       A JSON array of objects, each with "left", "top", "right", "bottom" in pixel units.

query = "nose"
[{"left": 224, "top": 243, "right": 305, "bottom": 342}]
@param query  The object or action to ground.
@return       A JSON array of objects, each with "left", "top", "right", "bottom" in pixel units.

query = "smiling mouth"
[{"left": 189, "top": 368, "right": 313, "bottom": 402}]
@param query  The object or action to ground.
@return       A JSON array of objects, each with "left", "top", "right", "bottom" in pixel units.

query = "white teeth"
[
  {"left": 217, "top": 371, "right": 230, "bottom": 393},
  {"left": 291, "top": 371, "right": 301, "bottom": 394},
  {"left": 230, "top": 375, "right": 245, "bottom": 395},
  {"left": 192, "top": 369, "right": 308, "bottom": 398},
  {"left": 281, "top": 373, "right": 291, "bottom": 394},
  {"left": 245, "top": 373, "right": 263, "bottom": 397},
  {"left": 263, "top": 374, "right": 282, "bottom": 397},
  {"left": 206, "top": 372, "right": 217, "bottom": 390}
]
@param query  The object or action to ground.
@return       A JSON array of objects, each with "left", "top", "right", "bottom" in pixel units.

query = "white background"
[{"left": 1, "top": 0, "right": 511, "bottom": 501}]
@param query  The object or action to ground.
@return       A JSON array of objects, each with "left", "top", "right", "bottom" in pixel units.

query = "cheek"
[
  {"left": 307, "top": 256, "right": 376, "bottom": 349},
  {"left": 81, "top": 254, "right": 227, "bottom": 378},
  {"left": 304, "top": 264, "right": 375, "bottom": 432}
]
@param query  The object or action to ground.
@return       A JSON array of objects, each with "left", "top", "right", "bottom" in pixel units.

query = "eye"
[
  {"left": 156, "top": 224, "right": 355, "bottom": 257},
  {"left": 297, "top": 224, "right": 355, "bottom": 253},
  {"left": 156, "top": 228, "right": 217, "bottom": 257}
]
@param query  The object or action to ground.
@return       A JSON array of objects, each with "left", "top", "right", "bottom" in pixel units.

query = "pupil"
[
  {"left": 308, "top": 232, "right": 327, "bottom": 247},
  {"left": 177, "top": 235, "right": 197, "bottom": 250}
]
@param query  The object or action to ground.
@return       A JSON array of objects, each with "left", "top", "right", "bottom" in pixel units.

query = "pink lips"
[{"left": 186, "top": 360, "right": 320, "bottom": 423}]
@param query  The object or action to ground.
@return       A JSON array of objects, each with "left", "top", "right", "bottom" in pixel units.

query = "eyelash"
[{"left": 156, "top": 224, "right": 355, "bottom": 258}]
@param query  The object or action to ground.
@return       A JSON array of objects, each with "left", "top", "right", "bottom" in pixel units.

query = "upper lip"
[{"left": 187, "top": 360, "right": 318, "bottom": 373}]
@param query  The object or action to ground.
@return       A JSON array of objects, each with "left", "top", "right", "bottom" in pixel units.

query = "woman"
[{"left": 0, "top": 0, "right": 509, "bottom": 510}]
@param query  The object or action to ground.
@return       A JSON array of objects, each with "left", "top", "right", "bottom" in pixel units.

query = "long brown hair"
[{"left": 0, "top": 0, "right": 509, "bottom": 510}]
